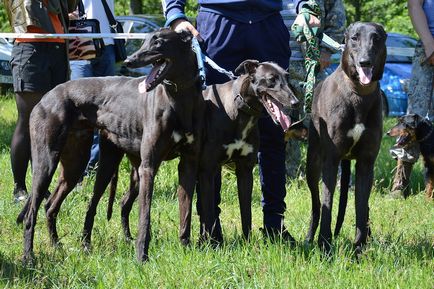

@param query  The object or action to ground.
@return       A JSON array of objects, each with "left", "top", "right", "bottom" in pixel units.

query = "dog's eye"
[
  {"left": 372, "top": 34, "right": 380, "bottom": 43},
  {"left": 154, "top": 39, "right": 164, "bottom": 47},
  {"left": 351, "top": 35, "right": 358, "bottom": 41},
  {"left": 267, "top": 76, "right": 277, "bottom": 88}
]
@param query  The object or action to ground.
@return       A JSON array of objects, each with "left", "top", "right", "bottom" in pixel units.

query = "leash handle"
[
  {"left": 191, "top": 36, "right": 236, "bottom": 88},
  {"left": 191, "top": 37, "right": 207, "bottom": 90}
]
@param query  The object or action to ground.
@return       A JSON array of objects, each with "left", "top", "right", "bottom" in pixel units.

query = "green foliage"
[
  {"left": 0, "top": 94, "right": 433, "bottom": 288},
  {"left": 343, "top": 0, "right": 415, "bottom": 37},
  {"left": 0, "top": 1, "right": 412, "bottom": 36}
]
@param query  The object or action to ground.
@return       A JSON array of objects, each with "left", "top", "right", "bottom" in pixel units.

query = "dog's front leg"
[
  {"left": 177, "top": 155, "right": 198, "bottom": 246},
  {"left": 136, "top": 161, "right": 156, "bottom": 262},
  {"left": 235, "top": 162, "right": 253, "bottom": 240},
  {"left": 318, "top": 159, "right": 339, "bottom": 253},
  {"left": 197, "top": 168, "right": 218, "bottom": 243},
  {"left": 120, "top": 165, "right": 140, "bottom": 242},
  {"left": 354, "top": 160, "right": 374, "bottom": 255}
]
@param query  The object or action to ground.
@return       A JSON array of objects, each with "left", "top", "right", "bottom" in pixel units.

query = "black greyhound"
[
  {"left": 104, "top": 60, "right": 301, "bottom": 244},
  {"left": 22, "top": 28, "right": 205, "bottom": 263},
  {"left": 305, "top": 22, "right": 387, "bottom": 254}
]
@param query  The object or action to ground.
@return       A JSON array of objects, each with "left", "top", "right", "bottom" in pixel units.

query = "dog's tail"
[
  {"left": 334, "top": 159, "right": 351, "bottom": 237},
  {"left": 107, "top": 168, "right": 119, "bottom": 221}
]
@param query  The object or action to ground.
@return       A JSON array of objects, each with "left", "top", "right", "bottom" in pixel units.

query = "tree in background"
[{"left": 344, "top": 0, "right": 415, "bottom": 37}]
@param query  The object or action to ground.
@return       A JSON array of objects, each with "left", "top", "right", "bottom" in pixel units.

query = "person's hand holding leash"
[{"left": 170, "top": 19, "right": 200, "bottom": 38}]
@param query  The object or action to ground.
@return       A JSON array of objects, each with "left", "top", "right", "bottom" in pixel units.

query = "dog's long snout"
[{"left": 290, "top": 97, "right": 300, "bottom": 108}]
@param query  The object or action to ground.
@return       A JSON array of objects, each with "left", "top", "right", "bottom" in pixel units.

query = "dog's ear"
[
  {"left": 234, "top": 60, "right": 260, "bottom": 76},
  {"left": 177, "top": 29, "right": 193, "bottom": 43}
]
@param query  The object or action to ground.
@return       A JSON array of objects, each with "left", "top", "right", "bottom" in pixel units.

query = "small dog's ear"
[
  {"left": 177, "top": 29, "right": 193, "bottom": 43},
  {"left": 234, "top": 60, "right": 260, "bottom": 76}
]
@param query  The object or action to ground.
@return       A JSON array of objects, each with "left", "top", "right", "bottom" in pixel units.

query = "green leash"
[{"left": 291, "top": 0, "right": 322, "bottom": 115}]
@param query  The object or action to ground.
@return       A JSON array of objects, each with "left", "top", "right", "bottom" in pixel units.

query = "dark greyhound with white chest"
[
  {"left": 22, "top": 28, "right": 204, "bottom": 263},
  {"left": 194, "top": 60, "right": 299, "bottom": 242},
  {"left": 305, "top": 22, "right": 387, "bottom": 254},
  {"left": 104, "top": 60, "right": 300, "bottom": 244}
]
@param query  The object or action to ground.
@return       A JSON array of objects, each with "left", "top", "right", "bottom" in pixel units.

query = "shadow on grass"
[
  {"left": 0, "top": 251, "right": 33, "bottom": 284},
  {"left": 0, "top": 250, "right": 98, "bottom": 287}
]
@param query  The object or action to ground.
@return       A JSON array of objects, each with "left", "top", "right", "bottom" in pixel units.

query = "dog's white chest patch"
[
  {"left": 347, "top": 123, "right": 365, "bottom": 145},
  {"left": 185, "top": 132, "right": 194, "bottom": 144},
  {"left": 224, "top": 140, "right": 254, "bottom": 159},
  {"left": 223, "top": 117, "right": 255, "bottom": 159},
  {"left": 172, "top": 131, "right": 182, "bottom": 143},
  {"left": 171, "top": 131, "right": 194, "bottom": 144}
]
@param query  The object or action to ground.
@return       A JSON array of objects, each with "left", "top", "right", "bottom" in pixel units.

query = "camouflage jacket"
[
  {"left": 4, "top": 0, "right": 77, "bottom": 33},
  {"left": 282, "top": 0, "right": 346, "bottom": 59}
]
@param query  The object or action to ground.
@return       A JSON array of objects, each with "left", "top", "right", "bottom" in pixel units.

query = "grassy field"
[{"left": 0, "top": 93, "right": 432, "bottom": 288}]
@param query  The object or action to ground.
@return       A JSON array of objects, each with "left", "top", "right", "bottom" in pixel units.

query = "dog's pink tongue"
[
  {"left": 271, "top": 102, "right": 291, "bottom": 131},
  {"left": 357, "top": 66, "right": 373, "bottom": 85}
]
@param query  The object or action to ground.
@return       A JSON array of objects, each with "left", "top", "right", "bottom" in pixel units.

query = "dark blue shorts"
[{"left": 11, "top": 42, "right": 69, "bottom": 94}]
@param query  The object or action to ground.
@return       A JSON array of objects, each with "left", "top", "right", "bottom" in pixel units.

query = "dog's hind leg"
[
  {"left": 334, "top": 159, "right": 351, "bottom": 237},
  {"left": 305, "top": 134, "right": 322, "bottom": 243},
  {"left": 235, "top": 161, "right": 254, "bottom": 240},
  {"left": 45, "top": 132, "right": 93, "bottom": 246},
  {"left": 23, "top": 138, "right": 64, "bottom": 263},
  {"left": 120, "top": 164, "right": 139, "bottom": 242},
  {"left": 318, "top": 158, "right": 339, "bottom": 253},
  {"left": 425, "top": 164, "right": 434, "bottom": 200},
  {"left": 353, "top": 160, "right": 374, "bottom": 255},
  {"left": 82, "top": 138, "right": 124, "bottom": 250}
]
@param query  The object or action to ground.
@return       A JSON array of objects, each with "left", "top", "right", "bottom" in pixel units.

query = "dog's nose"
[
  {"left": 291, "top": 98, "right": 300, "bottom": 108},
  {"left": 359, "top": 58, "right": 372, "bottom": 67}
]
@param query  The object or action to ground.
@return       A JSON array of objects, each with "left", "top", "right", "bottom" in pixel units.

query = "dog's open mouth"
[
  {"left": 356, "top": 66, "right": 373, "bottom": 85},
  {"left": 262, "top": 96, "right": 291, "bottom": 131},
  {"left": 140, "top": 58, "right": 171, "bottom": 92},
  {"left": 394, "top": 134, "right": 412, "bottom": 148}
]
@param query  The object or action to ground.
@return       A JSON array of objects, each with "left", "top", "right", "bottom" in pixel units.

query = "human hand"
[
  {"left": 319, "top": 51, "right": 331, "bottom": 70},
  {"left": 422, "top": 40, "right": 434, "bottom": 66},
  {"left": 293, "top": 13, "right": 321, "bottom": 29},
  {"left": 170, "top": 19, "right": 200, "bottom": 38},
  {"left": 68, "top": 11, "right": 79, "bottom": 20}
]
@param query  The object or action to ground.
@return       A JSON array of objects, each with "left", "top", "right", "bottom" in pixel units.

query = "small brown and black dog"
[{"left": 387, "top": 113, "right": 434, "bottom": 199}]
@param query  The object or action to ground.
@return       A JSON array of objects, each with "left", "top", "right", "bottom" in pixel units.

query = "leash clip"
[{"left": 191, "top": 37, "right": 207, "bottom": 90}]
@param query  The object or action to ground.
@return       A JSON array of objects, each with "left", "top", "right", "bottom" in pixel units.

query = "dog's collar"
[
  {"left": 234, "top": 93, "right": 262, "bottom": 117},
  {"left": 417, "top": 122, "right": 433, "bottom": 142},
  {"left": 233, "top": 75, "right": 262, "bottom": 117},
  {"left": 163, "top": 75, "right": 200, "bottom": 93}
]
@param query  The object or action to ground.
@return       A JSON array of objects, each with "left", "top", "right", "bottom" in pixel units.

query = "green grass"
[{"left": 0, "top": 93, "right": 432, "bottom": 288}]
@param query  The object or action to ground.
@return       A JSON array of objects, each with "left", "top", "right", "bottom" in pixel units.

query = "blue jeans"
[
  {"left": 196, "top": 11, "right": 291, "bottom": 229},
  {"left": 70, "top": 45, "right": 116, "bottom": 173}
]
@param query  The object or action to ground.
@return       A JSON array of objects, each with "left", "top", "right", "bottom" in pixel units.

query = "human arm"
[
  {"left": 161, "top": 0, "right": 199, "bottom": 36},
  {"left": 408, "top": 0, "right": 434, "bottom": 65},
  {"left": 320, "top": 0, "right": 346, "bottom": 69}
]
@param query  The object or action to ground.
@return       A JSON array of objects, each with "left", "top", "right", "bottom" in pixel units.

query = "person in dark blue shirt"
[{"left": 162, "top": 0, "right": 295, "bottom": 242}]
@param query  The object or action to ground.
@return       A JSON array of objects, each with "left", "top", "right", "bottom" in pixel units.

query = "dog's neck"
[
  {"left": 417, "top": 120, "right": 434, "bottom": 143},
  {"left": 343, "top": 71, "right": 379, "bottom": 96},
  {"left": 232, "top": 75, "right": 262, "bottom": 117}
]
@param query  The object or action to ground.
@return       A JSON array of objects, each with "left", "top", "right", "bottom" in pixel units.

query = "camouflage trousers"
[
  {"left": 285, "top": 60, "right": 327, "bottom": 178},
  {"left": 390, "top": 41, "right": 434, "bottom": 164}
]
